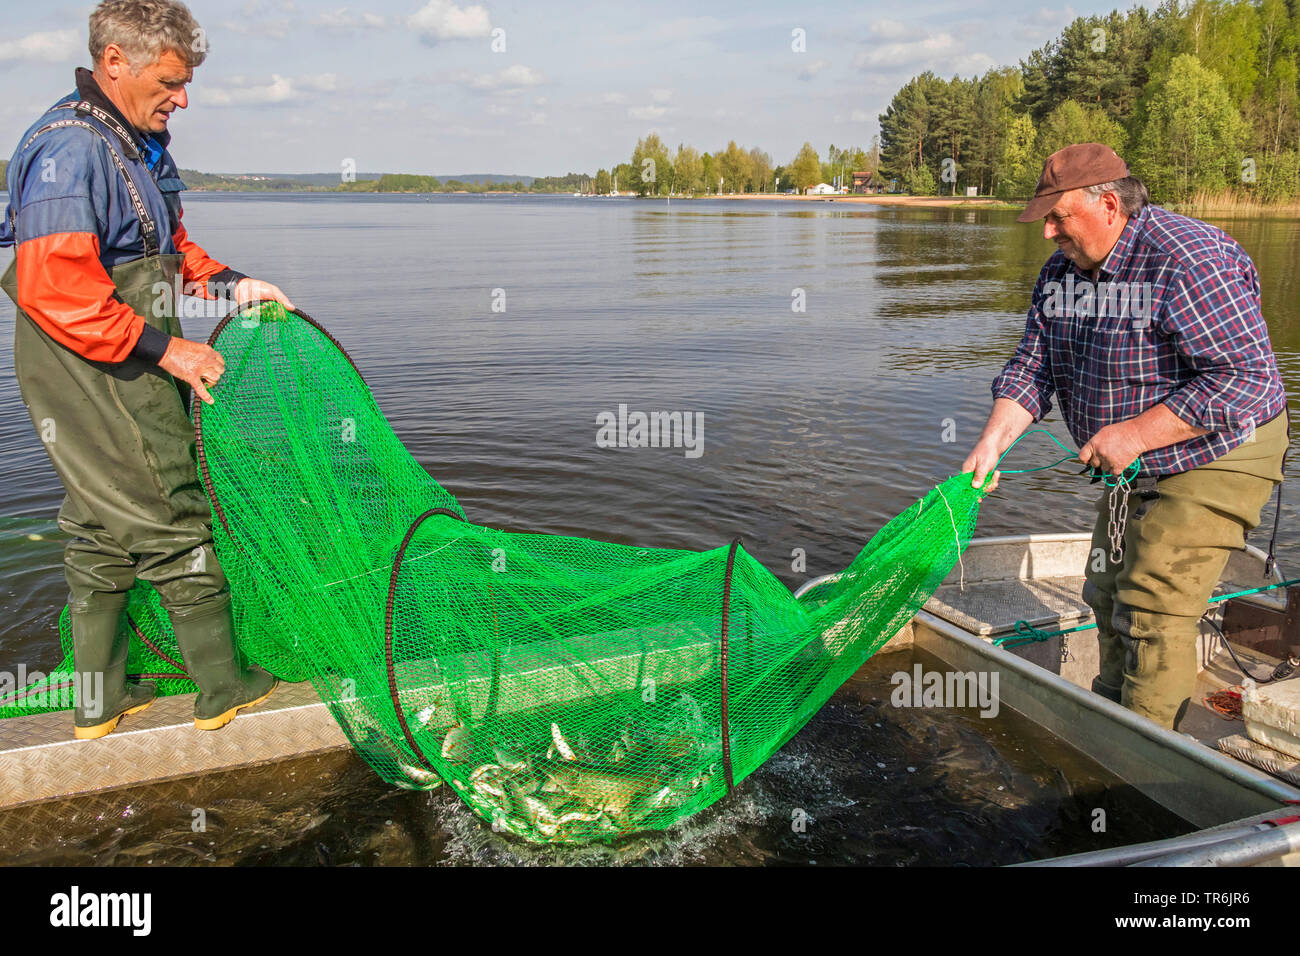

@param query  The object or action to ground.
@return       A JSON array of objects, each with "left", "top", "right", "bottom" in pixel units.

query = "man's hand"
[
  {"left": 159, "top": 337, "right": 225, "bottom": 405},
  {"left": 233, "top": 277, "right": 295, "bottom": 311},
  {"left": 1078, "top": 420, "right": 1145, "bottom": 475},
  {"left": 961, "top": 397, "right": 1035, "bottom": 490},
  {"left": 960, "top": 439, "right": 1002, "bottom": 492}
]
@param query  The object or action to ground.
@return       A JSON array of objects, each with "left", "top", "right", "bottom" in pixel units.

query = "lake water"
[{"left": 0, "top": 193, "right": 1295, "bottom": 863}]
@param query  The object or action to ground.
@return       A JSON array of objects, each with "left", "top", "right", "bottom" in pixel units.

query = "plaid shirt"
[{"left": 992, "top": 204, "right": 1287, "bottom": 476}]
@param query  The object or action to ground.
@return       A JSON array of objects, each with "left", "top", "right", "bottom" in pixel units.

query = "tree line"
[
  {"left": 877, "top": 0, "right": 1300, "bottom": 203},
  {"left": 590, "top": 137, "right": 879, "bottom": 197},
  {"left": 339, "top": 172, "right": 594, "bottom": 193}
]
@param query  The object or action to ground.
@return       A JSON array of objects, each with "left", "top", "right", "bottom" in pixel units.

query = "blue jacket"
[{"left": 1, "top": 68, "right": 243, "bottom": 363}]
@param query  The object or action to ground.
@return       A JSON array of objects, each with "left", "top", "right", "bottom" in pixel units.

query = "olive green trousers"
[
  {"left": 1083, "top": 411, "right": 1288, "bottom": 729},
  {"left": 3, "top": 253, "right": 231, "bottom": 621}
]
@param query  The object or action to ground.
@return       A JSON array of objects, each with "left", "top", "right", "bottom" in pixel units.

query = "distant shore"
[{"left": 704, "top": 193, "right": 1021, "bottom": 210}]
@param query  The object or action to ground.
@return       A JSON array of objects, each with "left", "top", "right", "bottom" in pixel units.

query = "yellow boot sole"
[
  {"left": 73, "top": 697, "right": 155, "bottom": 740},
  {"left": 193, "top": 679, "right": 278, "bottom": 731}
]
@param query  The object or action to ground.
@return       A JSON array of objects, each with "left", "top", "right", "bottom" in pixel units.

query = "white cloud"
[
  {"left": 0, "top": 29, "right": 79, "bottom": 63},
  {"left": 628, "top": 104, "right": 668, "bottom": 120},
  {"left": 855, "top": 32, "right": 956, "bottom": 70},
  {"left": 869, "top": 19, "right": 910, "bottom": 39},
  {"left": 225, "top": 18, "right": 290, "bottom": 39},
  {"left": 650, "top": 88, "right": 673, "bottom": 103},
  {"left": 410, "top": 0, "right": 492, "bottom": 40},
  {"left": 1013, "top": 5, "right": 1079, "bottom": 43},
  {"left": 299, "top": 74, "right": 339, "bottom": 92},
  {"left": 600, "top": 92, "right": 627, "bottom": 104},
  {"left": 203, "top": 74, "right": 293, "bottom": 106},
  {"left": 200, "top": 73, "right": 337, "bottom": 106},
  {"left": 798, "top": 58, "right": 830, "bottom": 80},
  {"left": 952, "top": 52, "right": 997, "bottom": 74},
  {"left": 453, "top": 64, "right": 544, "bottom": 91},
  {"left": 850, "top": 109, "right": 873, "bottom": 123},
  {"left": 1031, "top": 5, "right": 1077, "bottom": 25},
  {"left": 313, "top": 9, "right": 387, "bottom": 30}
]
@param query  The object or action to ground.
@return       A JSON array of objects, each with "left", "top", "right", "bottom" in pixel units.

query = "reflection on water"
[
  {"left": 0, "top": 650, "right": 1192, "bottom": 865},
  {"left": 0, "top": 195, "right": 1287, "bottom": 862}
]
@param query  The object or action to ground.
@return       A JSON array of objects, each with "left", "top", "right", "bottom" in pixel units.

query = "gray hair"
[
  {"left": 89, "top": 0, "right": 207, "bottom": 73},
  {"left": 1083, "top": 176, "right": 1149, "bottom": 216}
]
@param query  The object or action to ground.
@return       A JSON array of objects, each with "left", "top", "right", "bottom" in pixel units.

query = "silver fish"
[
  {"left": 469, "top": 763, "right": 509, "bottom": 800},
  {"left": 554, "top": 808, "right": 609, "bottom": 832},
  {"left": 517, "top": 794, "right": 561, "bottom": 834},
  {"left": 609, "top": 726, "right": 695, "bottom": 768},
  {"left": 539, "top": 760, "right": 662, "bottom": 820},
  {"left": 550, "top": 722, "right": 576, "bottom": 761},
  {"left": 393, "top": 762, "right": 442, "bottom": 790},
  {"left": 442, "top": 726, "right": 473, "bottom": 763},
  {"left": 626, "top": 784, "right": 680, "bottom": 822},
  {"left": 492, "top": 746, "right": 529, "bottom": 774},
  {"left": 514, "top": 793, "right": 613, "bottom": 840}
]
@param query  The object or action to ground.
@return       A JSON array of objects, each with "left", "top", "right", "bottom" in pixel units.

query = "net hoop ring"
[
  {"left": 194, "top": 302, "right": 365, "bottom": 546},
  {"left": 384, "top": 508, "right": 469, "bottom": 772}
]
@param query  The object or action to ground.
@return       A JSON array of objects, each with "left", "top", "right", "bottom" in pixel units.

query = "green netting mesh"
[{"left": 1, "top": 301, "right": 987, "bottom": 843}]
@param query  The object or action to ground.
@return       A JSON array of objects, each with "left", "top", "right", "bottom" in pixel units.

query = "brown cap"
[{"left": 1016, "top": 143, "right": 1130, "bottom": 222}]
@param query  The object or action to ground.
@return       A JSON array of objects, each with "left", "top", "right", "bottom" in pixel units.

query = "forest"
[
  {"left": 608, "top": 1, "right": 1299, "bottom": 204},
  {"left": 876, "top": 0, "right": 1299, "bottom": 203}
]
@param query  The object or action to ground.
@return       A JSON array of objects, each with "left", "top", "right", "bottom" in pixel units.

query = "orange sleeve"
[
  {"left": 15, "top": 231, "right": 149, "bottom": 364},
  {"left": 173, "top": 208, "right": 234, "bottom": 299}
]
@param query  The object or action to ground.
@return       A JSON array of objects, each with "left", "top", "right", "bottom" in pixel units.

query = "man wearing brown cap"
[{"left": 961, "top": 143, "right": 1288, "bottom": 729}]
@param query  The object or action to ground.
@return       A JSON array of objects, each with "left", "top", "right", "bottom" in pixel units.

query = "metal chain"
[{"left": 1107, "top": 477, "right": 1131, "bottom": 566}]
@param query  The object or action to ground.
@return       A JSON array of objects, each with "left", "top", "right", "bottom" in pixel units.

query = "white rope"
[
  {"left": 316, "top": 533, "right": 467, "bottom": 590},
  {"left": 935, "top": 487, "right": 966, "bottom": 591}
]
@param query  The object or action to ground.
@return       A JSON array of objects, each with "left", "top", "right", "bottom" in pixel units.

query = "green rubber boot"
[
  {"left": 71, "top": 605, "right": 156, "bottom": 740},
  {"left": 169, "top": 601, "right": 277, "bottom": 730}
]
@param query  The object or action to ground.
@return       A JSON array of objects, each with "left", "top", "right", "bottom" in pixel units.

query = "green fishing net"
[{"left": 2, "top": 301, "right": 986, "bottom": 843}]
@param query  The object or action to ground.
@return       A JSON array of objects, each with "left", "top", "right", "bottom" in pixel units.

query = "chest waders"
[
  {"left": 2, "top": 106, "right": 275, "bottom": 736},
  {"left": 1081, "top": 410, "right": 1288, "bottom": 729}
]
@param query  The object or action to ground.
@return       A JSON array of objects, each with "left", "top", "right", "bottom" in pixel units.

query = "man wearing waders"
[
  {"left": 0, "top": 0, "right": 289, "bottom": 738},
  {"left": 962, "top": 143, "right": 1288, "bottom": 730}
]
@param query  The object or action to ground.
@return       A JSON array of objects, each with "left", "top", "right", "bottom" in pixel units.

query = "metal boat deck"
[{"left": 0, "top": 681, "right": 346, "bottom": 810}]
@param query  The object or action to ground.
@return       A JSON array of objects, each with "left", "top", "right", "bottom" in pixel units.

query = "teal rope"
[
  {"left": 993, "top": 428, "right": 1077, "bottom": 474},
  {"left": 993, "top": 620, "right": 1096, "bottom": 647},
  {"left": 996, "top": 577, "right": 1300, "bottom": 647},
  {"left": 990, "top": 428, "right": 1140, "bottom": 486},
  {"left": 1207, "top": 576, "right": 1300, "bottom": 604}
]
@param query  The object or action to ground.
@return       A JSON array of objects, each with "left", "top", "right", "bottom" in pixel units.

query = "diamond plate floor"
[
  {"left": 0, "top": 681, "right": 348, "bottom": 810},
  {"left": 925, "top": 575, "right": 1092, "bottom": 637}
]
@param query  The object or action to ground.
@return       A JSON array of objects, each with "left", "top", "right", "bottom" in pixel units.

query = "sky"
[{"left": 0, "top": 0, "right": 1153, "bottom": 177}]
